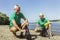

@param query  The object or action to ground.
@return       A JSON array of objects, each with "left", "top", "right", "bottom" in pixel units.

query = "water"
[
  {"left": 52, "top": 22, "right": 60, "bottom": 34},
  {"left": 28, "top": 22, "right": 60, "bottom": 34}
]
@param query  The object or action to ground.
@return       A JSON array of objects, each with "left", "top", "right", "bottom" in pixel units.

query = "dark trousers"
[
  {"left": 18, "top": 24, "right": 32, "bottom": 40},
  {"left": 40, "top": 27, "right": 47, "bottom": 37},
  {"left": 18, "top": 24, "right": 30, "bottom": 36}
]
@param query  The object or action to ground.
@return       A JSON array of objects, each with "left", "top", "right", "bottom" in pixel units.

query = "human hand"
[{"left": 21, "top": 29, "right": 26, "bottom": 32}]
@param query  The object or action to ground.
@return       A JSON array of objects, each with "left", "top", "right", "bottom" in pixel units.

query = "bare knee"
[{"left": 10, "top": 26, "right": 17, "bottom": 33}]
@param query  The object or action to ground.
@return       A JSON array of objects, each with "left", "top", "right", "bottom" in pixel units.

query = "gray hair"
[
  {"left": 39, "top": 13, "right": 44, "bottom": 16},
  {"left": 14, "top": 5, "right": 20, "bottom": 9}
]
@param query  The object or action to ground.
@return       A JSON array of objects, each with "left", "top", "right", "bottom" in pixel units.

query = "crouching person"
[
  {"left": 9, "top": 5, "right": 30, "bottom": 38},
  {"left": 36, "top": 13, "right": 52, "bottom": 38}
]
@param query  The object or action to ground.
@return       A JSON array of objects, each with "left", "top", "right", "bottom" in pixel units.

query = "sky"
[{"left": 0, "top": 0, "right": 60, "bottom": 22}]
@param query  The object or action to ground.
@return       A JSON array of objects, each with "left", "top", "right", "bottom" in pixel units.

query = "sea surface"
[{"left": 28, "top": 22, "right": 60, "bottom": 34}]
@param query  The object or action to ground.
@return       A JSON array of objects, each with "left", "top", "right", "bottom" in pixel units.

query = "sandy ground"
[{"left": 0, "top": 25, "right": 60, "bottom": 40}]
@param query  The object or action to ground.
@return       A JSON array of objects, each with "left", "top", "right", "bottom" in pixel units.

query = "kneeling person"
[
  {"left": 36, "top": 13, "right": 52, "bottom": 37},
  {"left": 9, "top": 5, "right": 29, "bottom": 36}
]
